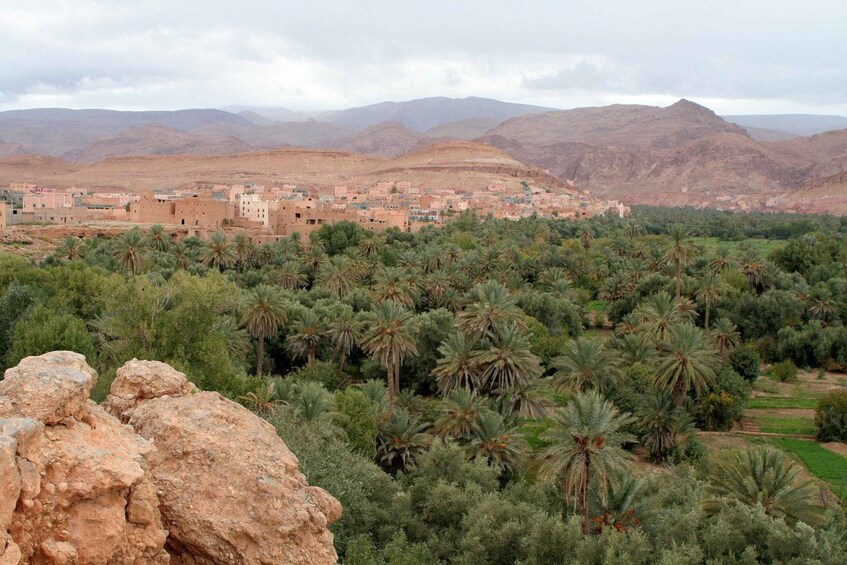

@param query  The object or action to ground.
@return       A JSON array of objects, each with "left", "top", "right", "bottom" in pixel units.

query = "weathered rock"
[
  {"left": 104, "top": 359, "right": 197, "bottom": 423},
  {"left": 0, "top": 419, "right": 44, "bottom": 465},
  {"left": 0, "top": 352, "right": 340, "bottom": 564},
  {"left": 0, "top": 353, "right": 170, "bottom": 564},
  {"left": 108, "top": 361, "right": 340, "bottom": 564},
  {"left": 0, "top": 352, "right": 96, "bottom": 425}
]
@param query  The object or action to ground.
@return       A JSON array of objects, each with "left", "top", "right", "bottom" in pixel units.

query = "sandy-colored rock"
[
  {"left": 0, "top": 354, "right": 170, "bottom": 564},
  {"left": 0, "top": 419, "right": 44, "bottom": 465},
  {"left": 0, "top": 352, "right": 96, "bottom": 425},
  {"left": 104, "top": 359, "right": 197, "bottom": 423},
  {"left": 0, "top": 438, "right": 20, "bottom": 531},
  {"left": 111, "top": 363, "right": 339, "bottom": 564},
  {"left": 0, "top": 352, "right": 340, "bottom": 565}
]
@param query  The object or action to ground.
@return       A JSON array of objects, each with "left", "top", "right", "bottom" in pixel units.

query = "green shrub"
[
  {"left": 815, "top": 389, "right": 847, "bottom": 442},
  {"left": 7, "top": 305, "right": 96, "bottom": 367},
  {"left": 729, "top": 344, "right": 761, "bottom": 382},
  {"left": 698, "top": 392, "right": 737, "bottom": 432},
  {"left": 768, "top": 360, "right": 798, "bottom": 382},
  {"left": 335, "top": 388, "right": 378, "bottom": 457},
  {"left": 286, "top": 360, "right": 347, "bottom": 390}
]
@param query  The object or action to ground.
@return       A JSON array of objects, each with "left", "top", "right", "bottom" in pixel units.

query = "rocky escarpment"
[{"left": 0, "top": 353, "right": 340, "bottom": 564}]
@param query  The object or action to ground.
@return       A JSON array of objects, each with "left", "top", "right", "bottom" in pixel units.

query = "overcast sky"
[{"left": 1, "top": 1, "right": 845, "bottom": 114}]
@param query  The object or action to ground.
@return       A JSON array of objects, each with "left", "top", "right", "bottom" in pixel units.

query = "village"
[{"left": 0, "top": 179, "right": 628, "bottom": 241}]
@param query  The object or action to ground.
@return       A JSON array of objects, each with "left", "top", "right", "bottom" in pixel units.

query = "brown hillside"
[
  {"left": 488, "top": 99, "right": 744, "bottom": 149},
  {"left": 0, "top": 141, "right": 575, "bottom": 196},
  {"left": 425, "top": 118, "right": 501, "bottom": 139},
  {"left": 70, "top": 125, "right": 254, "bottom": 163},
  {"left": 343, "top": 121, "right": 431, "bottom": 157}
]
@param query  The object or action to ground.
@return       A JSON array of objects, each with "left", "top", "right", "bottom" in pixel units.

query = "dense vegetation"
[{"left": 2, "top": 207, "right": 847, "bottom": 563}]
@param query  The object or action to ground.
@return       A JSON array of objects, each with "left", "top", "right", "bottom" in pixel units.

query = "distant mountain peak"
[{"left": 666, "top": 99, "right": 717, "bottom": 117}]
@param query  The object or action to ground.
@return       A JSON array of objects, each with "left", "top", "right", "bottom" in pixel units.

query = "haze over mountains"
[{"left": 2, "top": 96, "right": 847, "bottom": 213}]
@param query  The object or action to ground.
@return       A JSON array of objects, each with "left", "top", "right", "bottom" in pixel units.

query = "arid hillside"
[
  {"left": 71, "top": 125, "right": 254, "bottom": 163},
  {"left": 0, "top": 140, "right": 583, "bottom": 197},
  {"left": 342, "top": 121, "right": 431, "bottom": 157},
  {"left": 4, "top": 98, "right": 847, "bottom": 213}
]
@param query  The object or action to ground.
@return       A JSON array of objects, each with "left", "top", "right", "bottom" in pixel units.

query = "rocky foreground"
[{"left": 0, "top": 351, "right": 340, "bottom": 564}]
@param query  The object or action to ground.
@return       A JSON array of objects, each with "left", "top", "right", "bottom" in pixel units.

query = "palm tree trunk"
[
  {"left": 581, "top": 454, "right": 591, "bottom": 536},
  {"left": 257, "top": 336, "right": 265, "bottom": 377},
  {"left": 393, "top": 361, "right": 401, "bottom": 406},
  {"left": 387, "top": 365, "right": 396, "bottom": 414},
  {"left": 704, "top": 299, "right": 711, "bottom": 333},
  {"left": 308, "top": 346, "right": 315, "bottom": 365},
  {"left": 671, "top": 378, "right": 686, "bottom": 406},
  {"left": 675, "top": 261, "right": 681, "bottom": 298}
]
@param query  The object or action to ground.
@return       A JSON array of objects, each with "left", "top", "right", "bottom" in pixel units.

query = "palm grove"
[{"left": 1, "top": 207, "right": 847, "bottom": 563}]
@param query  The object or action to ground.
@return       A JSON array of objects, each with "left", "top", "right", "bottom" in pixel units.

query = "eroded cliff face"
[{"left": 0, "top": 353, "right": 340, "bottom": 565}]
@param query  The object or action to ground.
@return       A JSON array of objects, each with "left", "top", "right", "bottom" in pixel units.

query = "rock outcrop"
[
  {"left": 0, "top": 353, "right": 341, "bottom": 565},
  {"left": 106, "top": 360, "right": 340, "bottom": 564},
  {"left": 0, "top": 351, "right": 169, "bottom": 564}
]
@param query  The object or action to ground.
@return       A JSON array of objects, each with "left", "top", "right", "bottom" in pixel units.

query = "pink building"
[{"left": 23, "top": 192, "right": 73, "bottom": 209}]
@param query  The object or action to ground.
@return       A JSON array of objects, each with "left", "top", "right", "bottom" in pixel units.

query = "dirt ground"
[{"left": 821, "top": 442, "right": 847, "bottom": 458}]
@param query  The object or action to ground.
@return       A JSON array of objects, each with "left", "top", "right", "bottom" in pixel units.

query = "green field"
[
  {"left": 691, "top": 237, "right": 786, "bottom": 256},
  {"left": 584, "top": 300, "right": 607, "bottom": 312},
  {"left": 747, "top": 397, "right": 818, "bottom": 409},
  {"left": 768, "top": 438, "right": 847, "bottom": 501},
  {"left": 752, "top": 415, "right": 817, "bottom": 435}
]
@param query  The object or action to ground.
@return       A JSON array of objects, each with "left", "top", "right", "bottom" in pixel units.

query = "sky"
[{"left": 1, "top": 1, "right": 845, "bottom": 115}]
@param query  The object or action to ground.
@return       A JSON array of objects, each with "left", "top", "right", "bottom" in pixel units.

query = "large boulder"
[
  {"left": 0, "top": 352, "right": 96, "bottom": 425},
  {"left": 103, "top": 359, "right": 197, "bottom": 424},
  {"left": 0, "top": 352, "right": 170, "bottom": 564},
  {"left": 106, "top": 361, "right": 340, "bottom": 564}
]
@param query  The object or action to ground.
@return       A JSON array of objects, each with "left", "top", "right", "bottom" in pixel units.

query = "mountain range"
[{"left": 1, "top": 97, "right": 847, "bottom": 213}]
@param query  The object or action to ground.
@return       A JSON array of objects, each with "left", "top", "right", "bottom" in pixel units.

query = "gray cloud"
[{"left": 0, "top": 1, "right": 845, "bottom": 114}]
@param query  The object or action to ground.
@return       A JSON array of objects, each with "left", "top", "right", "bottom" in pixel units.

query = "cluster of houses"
[{"left": 0, "top": 179, "right": 628, "bottom": 239}]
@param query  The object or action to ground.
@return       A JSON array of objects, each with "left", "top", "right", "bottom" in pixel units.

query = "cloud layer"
[{"left": 1, "top": 1, "right": 844, "bottom": 114}]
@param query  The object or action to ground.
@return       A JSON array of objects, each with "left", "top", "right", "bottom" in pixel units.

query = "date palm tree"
[
  {"left": 458, "top": 280, "right": 526, "bottom": 340},
  {"left": 432, "top": 332, "right": 482, "bottom": 394},
  {"left": 316, "top": 256, "right": 356, "bottom": 298},
  {"left": 654, "top": 323, "right": 720, "bottom": 405},
  {"left": 695, "top": 271, "right": 724, "bottom": 331},
  {"left": 711, "top": 318, "right": 741, "bottom": 355},
  {"left": 376, "top": 408, "right": 431, "bottom": 473},
  {"left": 473, "top": 324, "right": 541, "bottom": 395},
  {"left": 360, "top": 302, "right": 418, "bottom": 412},
  {"left": 703, "top": 447, "right": 823, "bottom": 526},
  {"left": 372, "top": 266, "right": 418, "bottom": 307},
  {"left": 664, "top": 225, "right": 695, "bottom": 298},
  {"left": 541, "top": 391, "right": 634, "bottom": 536},
  {"left": 286, "top": 310, "right": 327, "bottom": 365},
  {"left": 233, "top": 232, "right": 255, "bottom": 269},
  {"left": 358, "top": 235, "right": 383, "bottom": 258},
  {"left": 171, "top": 241, "right": 196, "bottom": 270},
  {"left": 203, "top": 231, "right": 236, "bottom": 271},
  {"left": 434, "top": 388, "right": 487, "bottom": 440},
  {"left": 552, "top": 337, "right": 622, "bottom": 394},
  {"left": 277, "top": 260, "right": 308, "bottom": 290},
  {"left": 328, "top": 311, "right": 365, "bottom": 370},
  {"left": 147, "top": 224, "right": 170, "bottom": 252},
  {"left": 58, "top": 236, "right": 84, "bottom": 260},
  {"left": 709, "top": 246, "right": 733, "bottom": 275},
  {"left": 615, "top": 333, "right": 655, "bottom": 365},
  {"left": 636, "top": 393, "right": 695, "bottom": 463},
  {"left": 634, "top": 291, "right": 695, "bottom": 344},
  {"left": 807, "top": 288, "right": 838, "bottom": 323},
  {"left": 739, "top": 252, "right": 766, "bottom": 294},
  {"left": 241, "top": 284, "right": 288, "bottom": 376},
  {"left": 467, "top": 411, "right": 527, "bottom": 474},
  {"left": 112, "top": 229, "right": 147, "bottom": 274}
]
